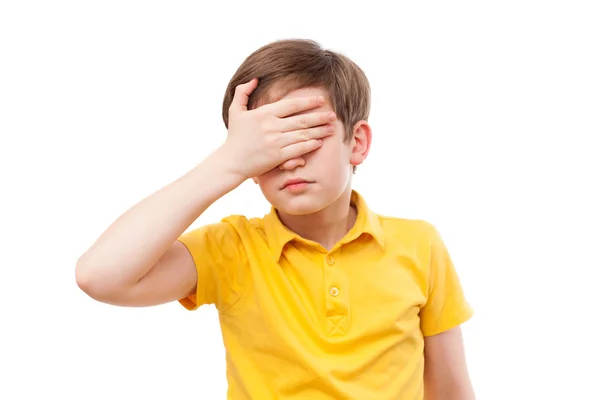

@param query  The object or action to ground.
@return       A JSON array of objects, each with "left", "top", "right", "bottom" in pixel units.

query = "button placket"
[{"left": 323, "top": 253, "right": 349, "bottom": 335}]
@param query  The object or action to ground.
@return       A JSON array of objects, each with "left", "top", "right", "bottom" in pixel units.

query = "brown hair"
[{"left": 221, "top": 39, "right": 371, "bottom": 143}]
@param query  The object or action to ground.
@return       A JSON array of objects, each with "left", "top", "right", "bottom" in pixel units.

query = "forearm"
[
  {"left": 76, "top": 146, "right": 243, "bottom": 286},
  {"left": 424, "top": 378, "right": 476, "bottom": 400},
  {"left": 425, "top": 390, "right": 475, "bottom": 400}
]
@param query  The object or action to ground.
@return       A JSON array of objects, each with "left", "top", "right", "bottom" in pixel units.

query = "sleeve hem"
[
  {"left": 176, "top": 238, "right": 203, "bottom": 311},
  {"left": 178, "top": 296, "right": 200, "bottom": 311},
  {"left": 421, "top": 305, "right": 474, "bottom": 337}
]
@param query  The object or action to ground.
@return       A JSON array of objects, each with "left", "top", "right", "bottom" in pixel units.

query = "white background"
[{"left": 1, "top": 1, "right": 598, "bottom": 399}]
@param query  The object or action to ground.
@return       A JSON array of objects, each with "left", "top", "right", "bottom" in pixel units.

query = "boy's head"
[
  {"left": 222, "top": 39, "right": 373, "bottom": 215},
  {"left": 222, "top": 39, "right": 371, "bottom": 145}
]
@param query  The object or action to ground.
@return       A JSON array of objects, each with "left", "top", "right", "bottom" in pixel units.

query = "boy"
[{"left": 76, "top": 39, "right": 475, "bottom": 399}]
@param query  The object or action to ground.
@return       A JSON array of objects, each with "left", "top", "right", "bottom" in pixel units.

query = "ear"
[{"left": 349, "top": 120, "right": 372, "bottom": 167}]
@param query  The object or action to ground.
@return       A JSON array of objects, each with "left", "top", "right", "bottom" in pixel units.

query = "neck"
[{"left": 277, "top": 188, "right": 357, "bottom": 251}]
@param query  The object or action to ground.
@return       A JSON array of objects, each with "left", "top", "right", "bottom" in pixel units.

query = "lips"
[{"left": 281, "top": 178, "right": 311, "bottom": 189}]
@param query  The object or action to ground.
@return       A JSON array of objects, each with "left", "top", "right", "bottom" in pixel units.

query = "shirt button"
[
  {"left": 329, "top": 287, "right": 339, "bottom": 297},
  {"left": 326, "top": 255, "right": 335, "bottom": 265}
]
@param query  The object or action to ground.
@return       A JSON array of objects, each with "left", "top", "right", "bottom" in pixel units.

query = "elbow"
[
  {"left": 75, "top": 261, "right": 124, "bottom": 303},
  {"left": 75, "top": 263, "right": 95, "bottom": 297},
  {"left": 75, "top": 261, "right": 102, "bottom": 300}
]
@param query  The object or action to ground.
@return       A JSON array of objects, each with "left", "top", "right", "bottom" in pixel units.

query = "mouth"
[{"left": 280, "top": 178, "right": 313, "bottom": 190}]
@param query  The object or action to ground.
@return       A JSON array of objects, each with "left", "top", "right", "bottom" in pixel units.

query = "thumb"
[{"left": 229, "top": 78, "right": 259, "bottom": 115}]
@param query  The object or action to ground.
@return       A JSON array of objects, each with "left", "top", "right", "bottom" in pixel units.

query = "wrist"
[{"left": 201, "top": 145, "right": 248, "bottom": 187}]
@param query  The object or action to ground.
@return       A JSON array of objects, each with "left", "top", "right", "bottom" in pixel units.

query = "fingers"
[
  {"left": 279, "top": 124, "right": 335, "bottom": 147},
  {"left": 263, "top": 95, "right": 325, "bottom": 118},
  {"left": 229, "top": 79, "right": 259, "bottom": 114},
  {"left": 278, "top": 157, "right": 304, "bottom": 171},
  {"left": 280, "top": 139, "right": 324, "bottom": 161},
  {"left": 279, "top": 111, "right": 337, "bottom": 132}
]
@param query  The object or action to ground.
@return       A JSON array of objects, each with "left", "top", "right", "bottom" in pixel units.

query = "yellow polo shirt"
[{"left": 178, "top": 191, "right": 472, "bottom": 399}]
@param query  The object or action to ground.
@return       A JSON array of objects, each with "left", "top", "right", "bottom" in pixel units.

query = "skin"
[{"left": 75, "top": 80, "right": 474, "bottom": 398}]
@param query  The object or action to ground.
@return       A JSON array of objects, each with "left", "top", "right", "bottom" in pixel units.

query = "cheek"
[
  {"left": 318, "top": 137, "right": 352, "bottom": 162},
  {"left": 311, "top": 145, "right": 350, "bottom": 175},
  {"left": 256, "top": 170, "right": 279, "bottom": 188}
]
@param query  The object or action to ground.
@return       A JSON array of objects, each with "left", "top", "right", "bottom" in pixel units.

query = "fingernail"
[
  {"left": 328, "top": 112, "right": 336, "bottom": 120},
  {"left": 317, "top": 96, "right": 325, "bottom": 105}
]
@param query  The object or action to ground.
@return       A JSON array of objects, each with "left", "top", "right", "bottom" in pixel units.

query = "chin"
[
  {"left": 278, "top": 204, "right": 322, "bottom": 216},
  {"left": 262, "top": 189, "right": 329, "bottom": 216},
  {"left": 273, "top": 197, "right": 326, "bottom": 216}
]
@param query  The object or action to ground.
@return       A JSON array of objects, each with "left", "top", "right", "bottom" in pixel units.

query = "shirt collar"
[{"left": 263, "top": 190, "right": 385, "bottom": 261}]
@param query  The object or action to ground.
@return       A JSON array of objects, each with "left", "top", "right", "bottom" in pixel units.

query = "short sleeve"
[
  {"left": 177, "top": 220, "right": 249, "bottom": 312},
  {"left": 419, "top": 224, "right": 473, "bottom": 336}
]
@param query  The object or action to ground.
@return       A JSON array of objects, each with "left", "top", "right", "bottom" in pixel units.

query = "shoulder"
[
  {"left": 183, "top": 213, "right": 266, "bottom": 232},
  {"left": 180, "top": 212, "right": 274, "bottom": 252},
  {"left": 220, "top": 213, "right": 269, "bottom": 235},
  {"left": 184, "top": 213, "right": 272, "bottom": 249},
  {"left": 178, "top": 213, "right": 257, "bottom": 244},
  {"left": 375, "top": 213, "right": 438, "bottom": 244}
]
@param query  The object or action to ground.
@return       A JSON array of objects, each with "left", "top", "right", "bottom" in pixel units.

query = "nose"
[{"left": 279, "top": 156, "right": 305, "bottom": 171}]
